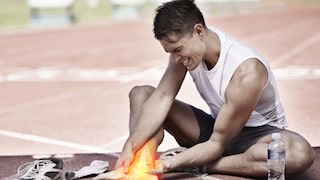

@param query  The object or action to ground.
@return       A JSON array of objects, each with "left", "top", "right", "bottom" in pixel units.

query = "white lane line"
[
  {"left": 118, "top": 67, "right": 164, "bottom": 83},
  {"left": 99, "top": 134, "right": 128, "bottom": 149},
  {"left": 0, "top": 67, "right": 165, "bottom": 83},
  {"left": 0, "top": 86, "right": 102, "bottom": 114},
  {"left": 2, "top": 65, "right": 320, "bottom": 83},
  {"left": 273, "top": 65, "right": 320, "bottom": 79},
  {"left": 0, "top": 67, "right": 120, "bottom": 82},
  {"left": 272, "top": 32, "right": 320, "bottom": 68},
  {"left": 0, "top": 129, "right": 111, "bottom": 154}
]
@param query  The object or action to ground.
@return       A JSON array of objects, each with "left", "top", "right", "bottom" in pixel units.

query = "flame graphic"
[
  {"left": 126, "top": 140, "right": 159, "bottom": 180},
  {"left": 93, "top": 140, "right": 159, "bottom": 180}
]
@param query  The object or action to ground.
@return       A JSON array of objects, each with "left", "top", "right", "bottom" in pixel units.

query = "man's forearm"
[
  {"left": 166, "top": 141, "right": 224, "bottom": 170},
  {"left": 129, "top": 90, "right": 174, "bottom": 151}
]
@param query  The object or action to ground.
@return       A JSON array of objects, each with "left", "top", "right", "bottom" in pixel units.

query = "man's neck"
[{"left": 203, "top": 30, "right": 220, "bottom": 70}]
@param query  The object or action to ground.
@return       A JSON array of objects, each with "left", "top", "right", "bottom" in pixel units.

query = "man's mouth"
[{"left": 183, "top": 58, "right": 189, "bottom": 66}]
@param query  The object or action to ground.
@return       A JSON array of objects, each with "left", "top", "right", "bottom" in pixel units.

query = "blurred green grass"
[
  {"left": 0, "top": 0, "right": 29, "bottom": 28},
  {"left": 73, "top": 0, "right": 112, "bottom": 23},
  {"left": 0, "top": 0, "right": 113, "bottom": 30}
]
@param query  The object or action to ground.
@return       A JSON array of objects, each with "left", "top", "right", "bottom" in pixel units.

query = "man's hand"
[
  {"left": 150, "top": 160, "right": 168, "bottom": 175},
  {"left": 115, "top": 148, "right": 134, "bottom": 174}
]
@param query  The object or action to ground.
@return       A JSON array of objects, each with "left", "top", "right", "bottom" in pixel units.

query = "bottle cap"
[{"left": 272, "top": 132, "right": 281, "bottom": 139}]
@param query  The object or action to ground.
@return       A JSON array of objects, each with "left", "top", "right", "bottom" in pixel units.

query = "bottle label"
[{"left": 268, "top": 149, "right": 286, "bottom": 159}]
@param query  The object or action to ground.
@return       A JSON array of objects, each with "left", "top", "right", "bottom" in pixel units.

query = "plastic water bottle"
[{"left": 267, "top": 133, "right": 286, "bottom": 180}]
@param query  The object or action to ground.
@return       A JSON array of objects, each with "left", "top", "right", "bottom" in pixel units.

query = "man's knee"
[
  {"left": 129, "top": 85, "right": 155, "bottom": 99},
  {"left": 286, "top": 140, "right": 315, "bottom": 174}
]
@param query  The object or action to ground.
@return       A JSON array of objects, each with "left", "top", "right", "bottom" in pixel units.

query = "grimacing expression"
[{"left": 160, "top": 30, "right": 206, "bottom": 71}]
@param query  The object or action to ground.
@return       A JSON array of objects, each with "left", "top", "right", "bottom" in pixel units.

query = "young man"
[{"left": 117, "top": 0, "right": 315, "bottom": 178}]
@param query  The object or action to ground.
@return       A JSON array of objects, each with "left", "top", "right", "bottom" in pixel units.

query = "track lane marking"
[
  {"left": 0, "top": 129, "right": 110, "bottom": 154},
  {"left": 99, "top": 134, "right": 128, "bottom": 149},
  {"left": 0, "top": 86, "right": 103, "bottom": 114},
  {"left": 272, "top": 32, "right": 320, "bottom": 68},
  {"left": 2, "top": 65, "right": 320, "bottom": 83}
]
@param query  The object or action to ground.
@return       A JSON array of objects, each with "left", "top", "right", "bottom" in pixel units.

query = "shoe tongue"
[
  {"left": 46, "top": 158, "right": 63, "bottom": 169},
  {"left": 40, "top": 158, "right": 63, "bottom": 169},
  {"left": 44, "top": 171, "right": 62, "bottom": 179}
]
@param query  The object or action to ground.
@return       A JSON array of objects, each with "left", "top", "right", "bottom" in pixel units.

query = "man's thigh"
[
  {"left": 223, "top": 125, "right": 282, "bottom": 156},
  {"left": 165, "top": 103, "right": 214, "bottom": 148}
]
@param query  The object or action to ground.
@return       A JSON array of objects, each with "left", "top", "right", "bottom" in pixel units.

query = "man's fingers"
[
  {"left": 123, "top": 159, "right": 130, "bottom": 173},
  {"left": 150, "top": 160, "right": 165, "bottom": 175},
  {"left": 115, "top": 158, "right": 124, "bottom": 169},
  {"left": 150, "top": 169, "right": 163, "bottom": 175}
]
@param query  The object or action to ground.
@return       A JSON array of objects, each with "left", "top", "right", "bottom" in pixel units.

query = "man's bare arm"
[
  {"left": 163, "top": 58, "right": 268, "bottom": 169},
  {"left": 126, "top": 56, "right": 187, "bottom": 153}
]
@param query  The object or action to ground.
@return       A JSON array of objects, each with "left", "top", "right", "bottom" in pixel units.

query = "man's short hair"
[{"left": 153, "top": 0, "right": 207, "bottom": 42}]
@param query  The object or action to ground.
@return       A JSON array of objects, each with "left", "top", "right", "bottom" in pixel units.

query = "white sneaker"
[{"left": 15, "top": 158, "right": 65, "bottom": 180}]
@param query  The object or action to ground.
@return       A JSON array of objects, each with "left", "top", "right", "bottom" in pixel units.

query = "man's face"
[{"left": 160, "top": 31, "right": 205, "bottom": 71}]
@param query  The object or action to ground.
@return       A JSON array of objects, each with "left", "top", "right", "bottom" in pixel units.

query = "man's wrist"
[{"left": 199, "top": 164, "right": 207, "bottom": 174}]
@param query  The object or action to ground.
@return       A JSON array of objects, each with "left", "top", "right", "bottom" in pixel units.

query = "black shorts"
[{"left": 182, "top": 105, "right": 282, "bottom": 156}]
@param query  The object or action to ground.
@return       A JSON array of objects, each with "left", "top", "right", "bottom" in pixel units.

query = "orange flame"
[{"left": 126, "top": 140, "right": 159, "bottom": 180}]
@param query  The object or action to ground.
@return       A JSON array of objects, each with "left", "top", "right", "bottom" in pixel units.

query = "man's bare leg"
[
  {"left": 128, "top": 85, "right": 164, "bottom": 145},
  {"left": 128, "top": 84, "right": 205, "bottom": 148},
  {"left": 207, "top": 130, "right": 315, "bottom": 177}
]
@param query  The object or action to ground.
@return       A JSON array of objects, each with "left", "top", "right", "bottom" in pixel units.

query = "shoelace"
[{"left": 16, "top": 160, "right": 64, "bottom": 180}]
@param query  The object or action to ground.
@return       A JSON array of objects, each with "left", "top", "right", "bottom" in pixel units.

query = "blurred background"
[{"left": 0, "top": 0, "right": 319, "bottom": 31}]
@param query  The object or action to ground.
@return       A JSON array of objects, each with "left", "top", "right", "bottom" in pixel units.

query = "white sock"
[{"left": 67, "top": 160, "right": 109, "bottom": 179}]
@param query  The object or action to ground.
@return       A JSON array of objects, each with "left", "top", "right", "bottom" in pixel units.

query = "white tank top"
[{"left": 189, "top": 27, "right": 288, "bottom": 128}]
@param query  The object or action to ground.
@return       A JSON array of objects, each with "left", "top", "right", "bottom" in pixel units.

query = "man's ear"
[{"left": 194, "top": 23, "right": 204, "bottom": 36}]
